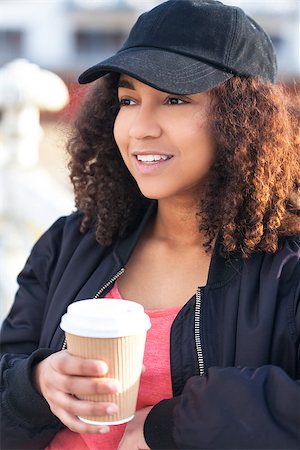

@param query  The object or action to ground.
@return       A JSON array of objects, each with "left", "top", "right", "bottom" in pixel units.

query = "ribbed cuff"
[
  {"left": 3, "top": 348, "right": 61, "bottom": 428},
  {"left": 144, "top": 397, "right": 180, "bottom": 449}
]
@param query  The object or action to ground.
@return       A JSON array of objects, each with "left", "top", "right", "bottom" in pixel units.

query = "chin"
[
  {"left": 139, "top": 191, "right": 165, "bottom": 200},
  {"left": 136, "top": 184, "right": 172, "bottom": 201},
  {"left": 135, "top": 179, "right": 171, "bottom": 200}
]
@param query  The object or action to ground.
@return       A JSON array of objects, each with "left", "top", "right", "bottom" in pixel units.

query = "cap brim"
[{"left": 78, "top": 47, "right": 233, "bottom": 95}]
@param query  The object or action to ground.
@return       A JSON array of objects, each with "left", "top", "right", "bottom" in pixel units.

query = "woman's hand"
[
  {"left": 33, "top": 350, "right": 120, "bottom": 434},
  {"left": 117, "top": 406, "right": 152, "bottom": 450}
]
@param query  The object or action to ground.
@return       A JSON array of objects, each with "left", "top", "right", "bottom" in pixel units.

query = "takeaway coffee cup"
[{"left": 60, "top": 298, "right": 151, "bottom": 425}]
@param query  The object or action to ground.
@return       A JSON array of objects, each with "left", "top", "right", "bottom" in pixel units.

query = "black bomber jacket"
[{"left": 1, "top": 206, "right": 300, "bottom": 449}]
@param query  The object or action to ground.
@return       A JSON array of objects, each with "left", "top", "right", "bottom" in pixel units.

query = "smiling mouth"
[{"left": 135, "top": 154, "right": 173, "bottom": 164}]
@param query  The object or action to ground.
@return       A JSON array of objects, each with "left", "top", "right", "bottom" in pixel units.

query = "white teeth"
[{"left": 136, "top": 154, "right": 170, "bottom": 162}]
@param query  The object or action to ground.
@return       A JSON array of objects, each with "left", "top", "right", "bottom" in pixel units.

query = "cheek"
[
  {"left": 192, "top": 113, "right": 212, "bottom": 149},
  {"left": 188, "top": 121, "right": 215, "bottom": 170},
  {"left": 113, "top": 114, "right": 124, "bottom": 150},
  {"left": 193, "top": 110, "right": 208, "bottom": 125},
  {"left": 189, "top": 114, "right": 211, "bottom": 144},
  {"left": 113, "top": 114, "right": 134, "bottom": 174}
]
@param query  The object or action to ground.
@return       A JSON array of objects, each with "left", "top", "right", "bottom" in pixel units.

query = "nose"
[{"left": 129, "top": 105, "right": 162, "bottom": 140}]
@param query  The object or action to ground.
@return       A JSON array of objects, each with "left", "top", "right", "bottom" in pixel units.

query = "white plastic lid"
[{"left": 60, "top": 298, "right": 151, "bottom": 337}]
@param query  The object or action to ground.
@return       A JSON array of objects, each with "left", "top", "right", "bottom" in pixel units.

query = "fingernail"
[
  {"left": 97, "top": 362, "right": 108, "bottom": 374},
  {"left": 99, "top": 426, "right": 110, "bottom": 434},
  {"left": 106, "top": 405, "right": 118, "bottom": 415}
]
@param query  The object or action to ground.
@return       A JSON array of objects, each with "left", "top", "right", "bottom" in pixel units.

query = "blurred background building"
[
  {"left": 0, "top": 0, "right": 299, "bottom": 320},
  {"left": 0, "top": 0, "right": 298, "bottom": 81}
]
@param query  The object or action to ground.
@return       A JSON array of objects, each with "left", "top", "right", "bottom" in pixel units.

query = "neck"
[{"left": 151, "top": 196, "right": 205, "bottom": 246}]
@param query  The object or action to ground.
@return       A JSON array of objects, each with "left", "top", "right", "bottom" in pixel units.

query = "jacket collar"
[
  {"left": 207, "top": 236, "right": 242, "bottom": 288},
  {"left": 115, "top": 201, "right": 242, "bottom": 288}
]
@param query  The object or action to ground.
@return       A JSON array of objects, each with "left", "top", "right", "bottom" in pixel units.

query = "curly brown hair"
[{"left": 67, "top": 74, "right": 300, "bottom": 257}]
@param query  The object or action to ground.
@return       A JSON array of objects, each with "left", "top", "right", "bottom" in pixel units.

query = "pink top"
[{"left": 47, "top": 283, "right": 180, "bottom": 450}]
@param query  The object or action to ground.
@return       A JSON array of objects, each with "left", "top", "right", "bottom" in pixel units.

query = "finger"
[
  {"left": 57, "top": 408, "right": 111, "bottom": 435},
  {"left": 61, "top": 376, "right": 121, "bottom": 397},
  {"left": 56, "top": 392, "right": 119, "bottom": 418},
  {"left": 52, "top": 351, "right": 109, "bottom": 377},
  {"left": 48, "top": 391, "right": 118, "bottom": 426}
]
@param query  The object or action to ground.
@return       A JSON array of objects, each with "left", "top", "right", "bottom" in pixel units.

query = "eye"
[
  {"left": 118, "top": 98, "right": 136, "bottom": 107},
  {"left": 167, "top": 97, "right": 186, "bottom": 105}
]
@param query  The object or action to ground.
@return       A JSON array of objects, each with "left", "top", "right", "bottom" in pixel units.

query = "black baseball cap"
[{"left": 78, "top": 0, "right": 277, "bottom": 94}]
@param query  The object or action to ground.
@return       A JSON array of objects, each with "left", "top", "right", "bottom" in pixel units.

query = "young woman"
[{"left": 1, "top": 1, "right": 299, "bottom": 449}]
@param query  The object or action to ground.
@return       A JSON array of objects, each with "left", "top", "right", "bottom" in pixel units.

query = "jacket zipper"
[
  {"left": 61, "top": 268, "right": 125, "bottom": 350},
  {"left": 61, "top": 269, "right": 206, "bottom": 377},
  {"left": 93, "top": 268, "right": 125, "bottom": 299},
  {"left": 195, "top": 287, "right": 205, "bottom": 376}
]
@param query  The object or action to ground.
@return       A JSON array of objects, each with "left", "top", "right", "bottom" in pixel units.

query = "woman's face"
[{"left": 114, "top": 74, "right": 215, "bottom": 201}]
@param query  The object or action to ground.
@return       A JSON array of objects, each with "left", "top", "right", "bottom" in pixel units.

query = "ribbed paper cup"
[{"left": 60, "top": 299, "right": 151, "bottom": 425}]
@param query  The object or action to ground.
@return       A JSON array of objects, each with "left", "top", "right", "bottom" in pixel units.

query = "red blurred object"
[{"left": 41, "top": 80, "right": 90, "bottom": 123}]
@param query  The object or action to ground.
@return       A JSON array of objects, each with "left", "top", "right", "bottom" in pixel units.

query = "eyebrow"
[{"left": 117, "top": 79, "right": 136, "bottom": 90}]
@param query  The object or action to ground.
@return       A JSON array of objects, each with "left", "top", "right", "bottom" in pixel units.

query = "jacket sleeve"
[
  {"left": 144, "top": 364, "right": 300, "bottom": 449},
  {"left": 0, "top": 216, "right": 70, "bottom": 449},
  {"left": 144, "top": 245, "right": 300, "bottom": 450}
]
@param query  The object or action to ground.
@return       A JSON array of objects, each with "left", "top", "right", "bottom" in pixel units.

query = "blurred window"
[
  {"left": 0, "top": 30, "right": 23, "bottom": 64},
  {"left": 74, "top": 30, "right": 125, "bottom": 56}
]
